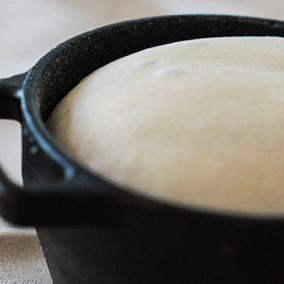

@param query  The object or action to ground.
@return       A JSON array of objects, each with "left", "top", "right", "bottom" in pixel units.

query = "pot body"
[
  {"left": 17, "top": 15, "right": 284, "bottom": 284},
  {"left": 36, "top": 214, "right": 284, "bottom": 284}
]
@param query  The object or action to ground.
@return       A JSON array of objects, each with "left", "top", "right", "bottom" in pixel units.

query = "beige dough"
[{"left": 48, "top": 37, "right": 284, "bottom": 215}]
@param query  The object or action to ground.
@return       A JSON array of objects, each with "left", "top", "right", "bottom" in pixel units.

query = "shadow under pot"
[{"left": 0, "top": 14, "right": 284, "bottom": 284}]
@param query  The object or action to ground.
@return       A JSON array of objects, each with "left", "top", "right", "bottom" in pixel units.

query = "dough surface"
[{"left": 48, "top": 37, "right": 284, "bottom": 214}]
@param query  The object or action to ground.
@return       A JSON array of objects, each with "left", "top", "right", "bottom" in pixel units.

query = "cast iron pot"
[{"left": 1, "top": 14, "right": 284, "bottom": 284}]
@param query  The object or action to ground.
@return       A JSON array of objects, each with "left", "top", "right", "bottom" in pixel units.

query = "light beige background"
[{"left": 0, "top": 0, "right": 284, "bottom": 283}]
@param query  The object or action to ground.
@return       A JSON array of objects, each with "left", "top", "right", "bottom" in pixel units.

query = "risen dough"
[{"left": 48, "top": 37, "right": 284, "bottom": 214}]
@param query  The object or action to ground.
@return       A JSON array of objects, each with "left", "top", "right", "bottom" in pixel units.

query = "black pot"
[{"left": 1, "top": 14, "right": 284, "bottom": 284}]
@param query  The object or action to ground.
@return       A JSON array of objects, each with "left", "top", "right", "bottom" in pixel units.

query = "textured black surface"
[{"left": 2, "top": 15, "right": 284, "bottom": 284}]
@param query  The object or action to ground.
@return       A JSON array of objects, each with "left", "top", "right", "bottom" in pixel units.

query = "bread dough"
[{"left": 48, "top": 37, "right": 284, "bottom": 214}]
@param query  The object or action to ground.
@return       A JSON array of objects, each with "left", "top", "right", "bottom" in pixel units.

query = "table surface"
[{"left": 1, "top": 0, "right": 284, "bottom": 283}]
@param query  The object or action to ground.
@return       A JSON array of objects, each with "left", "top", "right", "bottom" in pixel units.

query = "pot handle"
[{"left": 0, "top": 74, "right": 119, "bottom": 226}]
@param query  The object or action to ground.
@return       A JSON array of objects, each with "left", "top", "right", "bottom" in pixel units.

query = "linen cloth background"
[{"left": 1, "top": 0, "right": 284, "bottom": 283}]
